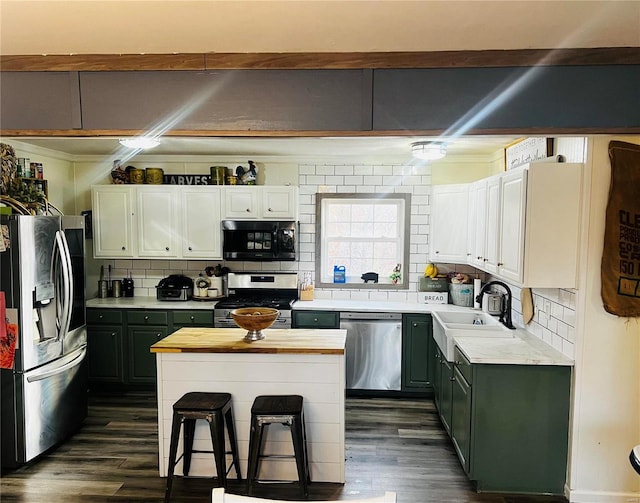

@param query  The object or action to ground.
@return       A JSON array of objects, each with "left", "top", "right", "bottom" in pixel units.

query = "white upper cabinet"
[
  {"left": 469, "top": 179, "right": 487, "bottom": 269},
  {"left": 497, "top": 169, "right": 527, "bottom": 283},
  {"left": 262, "top": 186, "right": 298, "bottom": 219},
  {"left": 223, "top": 186, "right": 298, "bottom": 220},
  {"left": 430, "top": 184, "right": 469, "bottom": 263},
  {"left": 180, "top": 186, "right": 222, "bottom": 259},
  {"left": 519, "top": 163, "right": 583, "bottom": 288},
  {"left": 430, "top": 163, "right": 583, "bottom": 288},
  {"left": 92, "top": 186, "right": 135, "bottom": 258},
  {"left": 92, "top": 185, "right": 296, "bottom": 260},
  {"left": 136, "top": 186, "right": 179, "bottom": 258},
  {"left": 483, "top": 175, "right": 501, "bottom": 275},
  {"left": 223, "top": 187, "right": 259, "bottom": 218}
]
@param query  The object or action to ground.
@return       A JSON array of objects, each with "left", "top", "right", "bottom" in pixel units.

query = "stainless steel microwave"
[{"left": 222, "top": 220, "right": 298, "bottom": 261}]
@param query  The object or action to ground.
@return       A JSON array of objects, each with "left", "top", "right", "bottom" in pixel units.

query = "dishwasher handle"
[{"left": 340, "top": 311, "right": 402, "bottom": 321}]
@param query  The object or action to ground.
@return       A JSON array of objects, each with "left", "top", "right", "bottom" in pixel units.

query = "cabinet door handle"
[
  {"left": 144, "top": 316, "right": 149, "bottom": 321},
  {"left": 188, "top": 246, "right": 193, "bottom": 251},
  {"left": 450, "top": 376, "right": 456, "bottom": 382},
  {"left": 165, "top": 247, "right": 170, "bottom": 251},
  {"left": 156, "top": 333, "right": 162, "bottom": 339},
  {"left": 313, "top": 318, "right": 319, "bottom": 322},
  {"left": 246, "top": 208, "right": 251, "bottom": 212},
  {"left": 497, "top": 262, "right": 503, "bottom": 266},
  {"left": 99, "top": 315, "right": 104, "bottom": 320},
  {"left": 435, "top": 250, "right": 440, "bottom": 254},
  {"left": 122, "top": 246, "right": 126, "bottom": 251},
  {"left": 267, "top": 207, "right": 273, "bottom": 212},
  {"left": 413, "top": 323, "right": 418, "bottom": 327},
  {"left": 110, "top": 332, "right": 116, "bottom": 337},
  {"left": 190, "top": 316, "right": 195, "bottom": 321}
]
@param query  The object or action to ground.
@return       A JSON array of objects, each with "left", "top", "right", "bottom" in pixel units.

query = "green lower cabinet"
[
  {"left": 432, "top": 341, "right": 442, "bottom": 410},
  {"left": 439, "top": 356, "right": 453, "bottom": 435},
  {"left": 87, "top": 308, "right": 125, "bottom": 385},
  {"left": 172, "top": 310, "right": 214, "bottom": 330},
  {"left": 401, "top": 314, "right": 433, "bottom": 391},
  {"left": 452, "top": 347, "right": 571, "bottom": 495},
  {"left": 292, "top": 310, "right": 340, "bottom": 328},
  {"left": 450, "top": 365, "right": 471, "bottom": 473},
  {"left": 87, "top": 324, "right": 124, "bottom": 383},
  {"left": 127, "top": 324, "right": 168, "bottom": 384}
]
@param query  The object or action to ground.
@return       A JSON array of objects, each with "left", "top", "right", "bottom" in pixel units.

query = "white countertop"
[
  {"left": 453, "top": 330, "right": 573, "bottom": 366},
  {"left": 85, "top": 296, "right": 573, "bottom": 366},
  {"left": 86, "top": 296, "right": 220, "bottom": 310},
  {"left": 292, "top": 299, "right": 470, "bottom": 314}
]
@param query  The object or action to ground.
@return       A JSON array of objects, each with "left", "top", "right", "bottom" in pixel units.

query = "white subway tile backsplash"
[
  {"left": 373, "top": 165, "right": 394, "bottom": 175},
  {"left": 335, "top": 165, "right": 354, "bottom": 176},
  {"left": 354, "top": 165, "right": 373, "bottom": 175},
  {"left": 316, "top": 165, "right": 336, "bottom": 175}
]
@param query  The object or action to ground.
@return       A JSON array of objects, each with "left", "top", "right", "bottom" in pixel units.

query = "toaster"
[{"left": 156, "top": 274, "right": 194, "bottom": 301}]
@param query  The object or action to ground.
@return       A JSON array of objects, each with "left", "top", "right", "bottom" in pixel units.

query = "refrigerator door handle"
[
  {"left": 26, "top": 346, "right": 87, "bottom": 382},
  {"left": 53, "top": 230, "right": 73, "bottom": 341}
]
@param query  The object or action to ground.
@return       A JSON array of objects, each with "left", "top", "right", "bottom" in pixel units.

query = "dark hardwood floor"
[{"left": 0, "top": 392, "right": 568, "bottom": 503}]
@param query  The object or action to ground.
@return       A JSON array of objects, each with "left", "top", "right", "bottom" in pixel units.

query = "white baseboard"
[{"left": 568, "top": 489, "right": 640, "bottom": 502}]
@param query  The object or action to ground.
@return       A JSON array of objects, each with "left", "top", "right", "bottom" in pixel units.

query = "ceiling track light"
[
  {"left": 411, "top": 141, "right": 447, "bottom": 161},
  {"left": 119, "top": 137, "right": 161, "bottom": 150}
]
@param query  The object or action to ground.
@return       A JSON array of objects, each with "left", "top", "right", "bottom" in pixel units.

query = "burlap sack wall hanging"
[{"left": 601, "top": 141, "right": 640, "bottom": 317}]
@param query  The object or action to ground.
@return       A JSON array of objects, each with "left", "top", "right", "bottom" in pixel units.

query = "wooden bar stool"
[
  {"left": 246, "top": 395, "right": 310, "bottom": 497},
  {"left": 165, "top": 392, "right": 241, "bottom": 503}
]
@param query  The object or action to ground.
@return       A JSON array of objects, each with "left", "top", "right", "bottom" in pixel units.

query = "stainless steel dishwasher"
[{"left": 340, "top": 312, "right": 403, "bottom": 391}]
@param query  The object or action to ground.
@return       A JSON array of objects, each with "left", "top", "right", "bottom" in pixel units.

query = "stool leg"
[
  {"left": 291, "top": 416, "right": 309, "bottom": 497},
  {"left": 165, "top": 412, "right": 183, "bottom": 503},
  {"left": 182, "top": 418, "right": 196, "bottom": 476},
  {"left": 224, "top": 407, "right": 242, "bottom": 480},
  {"left": 246, "top": 418, "right": 265, "bottom": 495},
  {"left": 209, "top": 412, "right": 227, "bottom": 487}
]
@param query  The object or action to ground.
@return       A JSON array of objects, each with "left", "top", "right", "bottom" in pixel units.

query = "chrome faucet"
[{"left": 475, "top": 280, "right": 515, "bottom": 330}]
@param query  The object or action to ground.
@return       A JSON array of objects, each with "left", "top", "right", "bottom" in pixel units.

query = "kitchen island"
[{"left": 150, "top": 327, "right": 347, "bottom": 483}]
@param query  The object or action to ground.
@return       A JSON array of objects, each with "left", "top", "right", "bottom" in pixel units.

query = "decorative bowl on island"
[{"left": 230, "top": 307, "right": 280, "bottom": 342}]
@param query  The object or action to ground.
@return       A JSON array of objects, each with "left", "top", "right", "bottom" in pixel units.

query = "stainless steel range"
[{"left": 214, "top": 272, "right": 298, "bottom": 329}]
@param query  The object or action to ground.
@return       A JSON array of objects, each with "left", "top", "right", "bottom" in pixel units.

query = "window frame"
[{"left": 315, "top": 192, "right": 411, "bottom": 290}]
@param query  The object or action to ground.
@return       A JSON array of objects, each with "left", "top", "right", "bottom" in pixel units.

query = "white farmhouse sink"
[{"left": 432, "top": 310, "right": 515, "bottom": 361}]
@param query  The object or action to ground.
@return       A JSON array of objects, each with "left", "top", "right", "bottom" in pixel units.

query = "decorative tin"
[
  {"left": 129, "top": 168, "right": 145, "bottom": 184},
  {"left": 145, "top": 167, "right": 164, "bottom": 184},
  {"left": 210, "top": 166, "right": 227, "bottom": 185}
]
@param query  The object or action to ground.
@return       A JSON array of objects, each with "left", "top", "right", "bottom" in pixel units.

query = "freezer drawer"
[{"left": 1, "top": 346, "right": 88, "bottom": 468}]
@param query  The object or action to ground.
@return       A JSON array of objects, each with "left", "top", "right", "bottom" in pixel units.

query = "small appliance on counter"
[
  {"left": 156, "top": 274, "right": 194, "bottom": 301},
  {"left": 482, "top": 292, "right": 504, "bottom": 315}
]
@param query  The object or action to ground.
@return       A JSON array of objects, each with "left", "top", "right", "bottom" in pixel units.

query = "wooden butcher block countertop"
[{"left": 150, "top": 328, "right": 347, "bottom": 355}]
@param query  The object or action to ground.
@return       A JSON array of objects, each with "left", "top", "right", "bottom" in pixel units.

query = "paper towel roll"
[{"left": 473, "top": 278, "right": 482, "bottom": 309}]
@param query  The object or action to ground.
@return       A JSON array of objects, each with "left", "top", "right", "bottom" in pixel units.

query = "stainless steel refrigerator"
[{"left": 1, "top": 214, "right": 88, "bottom": 470}]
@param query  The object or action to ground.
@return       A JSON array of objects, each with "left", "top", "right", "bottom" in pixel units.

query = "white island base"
[{"left": 153, "top": 328, "right": 346, "bottom": 484}]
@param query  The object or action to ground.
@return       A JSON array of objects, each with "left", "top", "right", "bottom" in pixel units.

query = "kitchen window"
[{"left": 315, "top": 193, "right": 411, "bottom": 289}]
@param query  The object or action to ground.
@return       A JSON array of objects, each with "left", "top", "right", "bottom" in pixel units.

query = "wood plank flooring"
[{"left": 0, "top": 391, "right": 568, "bottom": 503}]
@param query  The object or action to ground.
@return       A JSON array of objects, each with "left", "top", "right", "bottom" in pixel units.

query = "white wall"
[
  {"left": 568, "top": 136, "right": 640, "bottom": 502},
  {"left": 2, "top": 140, "right": 76, "bottom": 214}
]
